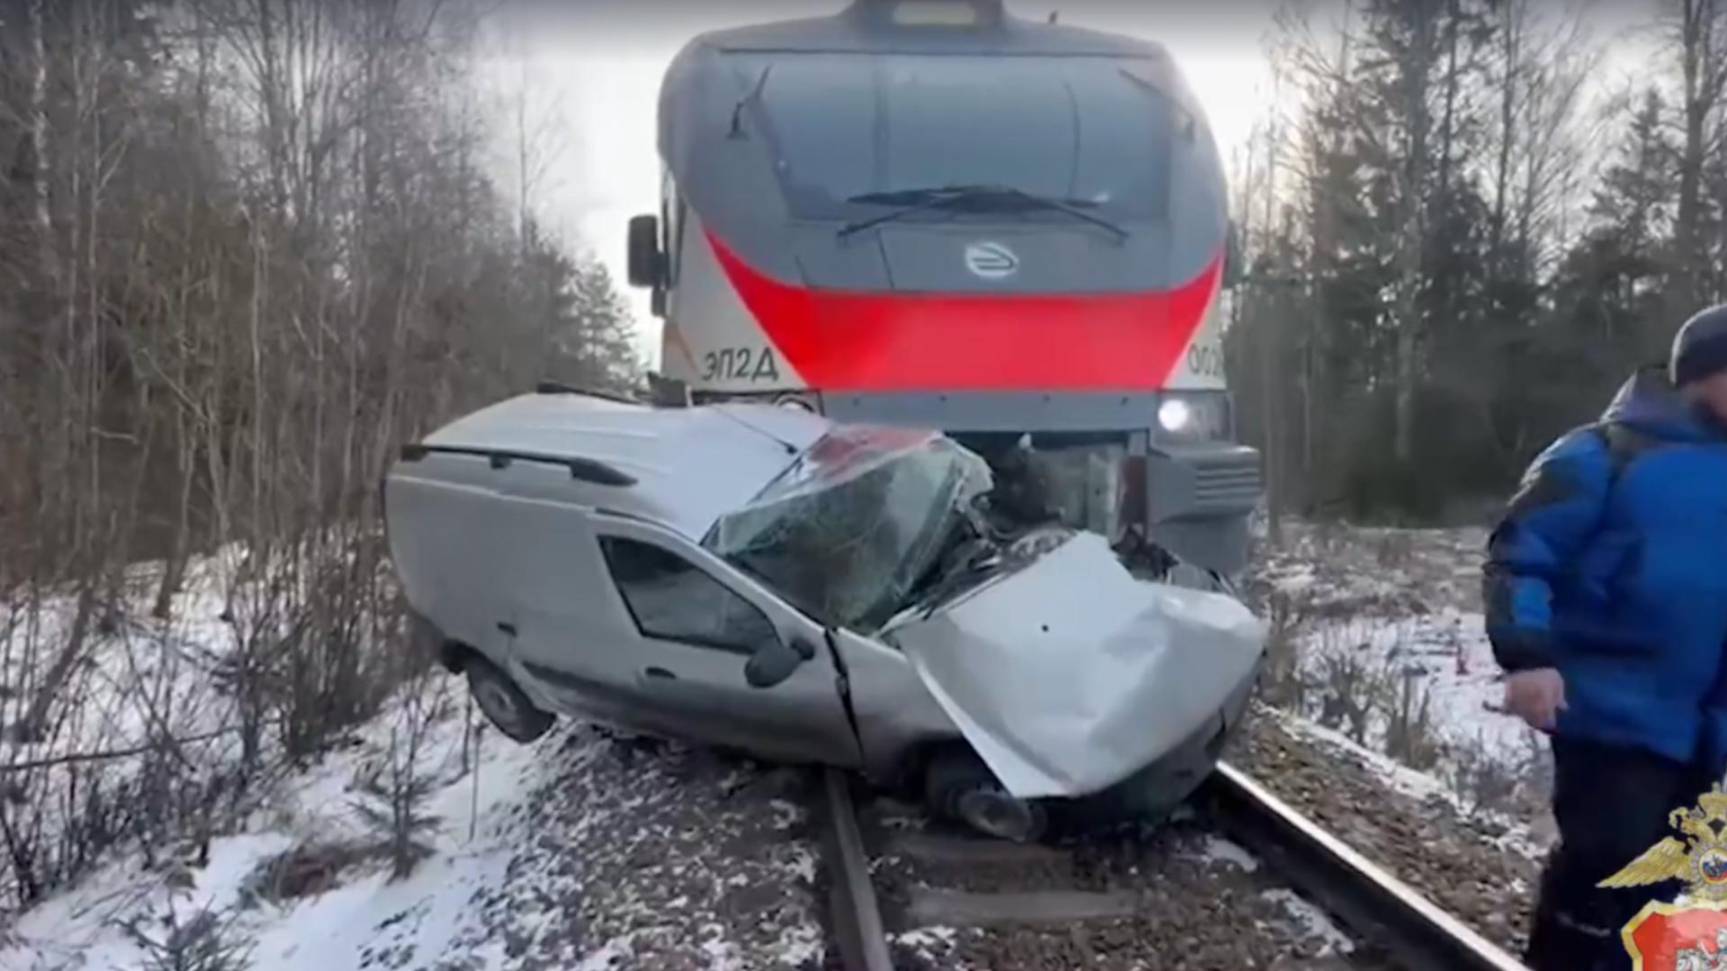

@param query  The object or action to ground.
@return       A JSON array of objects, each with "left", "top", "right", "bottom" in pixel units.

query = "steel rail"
[
  {"left": 822, "top": 767, "right": 896, "bottom": 971},
  {"left": 1204, "top": 761, "right": 1531, "bottom": 971}
]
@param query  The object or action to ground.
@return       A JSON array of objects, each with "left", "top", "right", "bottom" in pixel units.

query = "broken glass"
[{"left": 704, "top": 425, "right": 993, "bottom": 632}]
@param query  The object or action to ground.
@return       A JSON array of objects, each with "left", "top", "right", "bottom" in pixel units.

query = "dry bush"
[
  {"left": 121, "top": 897, "right": 252, "bottom": 971},
  {"left": 1257, "top": 591, "right": 1311, "bottom": 712},
  {"left": 1384, "top": 667, "right": 1441, "bottom": 771},
  {"left": 1447, "top": 733, "right": 1526, "bottom": 819},
  {"left": 1447, "top": 728, "right": 1552, "bottom": 822},
  {"left": 1315, "top": 646, "right": 1383, "bottom": 746}
]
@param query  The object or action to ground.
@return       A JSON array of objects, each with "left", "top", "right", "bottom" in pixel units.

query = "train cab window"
[
  {"left": 755, "top": 54, "right": 1172, "bottom": 220},
  {"left": 756, "top": 57, "right": 876, "bottom": 204},
  {"left": 599, "top": 537, "right": 779, "bottom": 655}
]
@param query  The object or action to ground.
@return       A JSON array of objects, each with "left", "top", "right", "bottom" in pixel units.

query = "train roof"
[
  {"left": 405, "top": 392, "right": 832, "bottom": 540},
  {"left": 689, "top": 0, "right": 1171, "bottom": 59}
]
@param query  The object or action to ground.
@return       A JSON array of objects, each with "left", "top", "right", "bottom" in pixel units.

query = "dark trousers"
[{"left": 1526, "top": 737, "right": 1716, "bottom": 971}]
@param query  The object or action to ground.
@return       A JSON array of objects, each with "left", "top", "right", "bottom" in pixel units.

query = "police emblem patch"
[{"left": 1602, "top": 785, "right": 1727, "bottom": 969}]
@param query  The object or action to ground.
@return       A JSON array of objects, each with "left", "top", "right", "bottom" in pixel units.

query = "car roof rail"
[
  {"left": 399, "top": 444, "right": 637, "bottom": 487},
  {"left": 646, "top": 373, "right": 692, "bottom": 408},
  {"left": 535, "top": 380, "right": 642, "bottom": 405}
]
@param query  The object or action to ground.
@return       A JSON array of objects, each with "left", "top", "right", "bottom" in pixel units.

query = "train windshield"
[
  {"left": 702, "top": 426, "right": 993, "bottom": 632},
  {"left": 750, "top": 54, "right": 1174, "bottom": 220}
]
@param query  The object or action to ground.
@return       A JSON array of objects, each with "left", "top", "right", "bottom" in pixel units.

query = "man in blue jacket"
[{"left": 1486, "top": 304, "right": 1727, "bottom": 971}]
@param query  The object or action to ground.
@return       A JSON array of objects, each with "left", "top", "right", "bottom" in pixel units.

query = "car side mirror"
[
  {"left": 627, "top": 214, "right": 662, "bottom": 289},
  {"left": 745, "top": 638, "right": 804, "bottom": 689}
]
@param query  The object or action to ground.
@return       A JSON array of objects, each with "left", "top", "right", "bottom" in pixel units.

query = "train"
[{"left": 625, "top": 0, "right": 1261, "bottom": 577}]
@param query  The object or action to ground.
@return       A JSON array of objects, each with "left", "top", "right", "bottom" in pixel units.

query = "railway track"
[{"left": 818, "top": 763, "right": 1530, "bottom": 971}]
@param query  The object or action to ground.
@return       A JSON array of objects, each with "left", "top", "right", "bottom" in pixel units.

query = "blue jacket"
[{"left": 1485, "top": 367, "right": 1727, "bottom": 772}]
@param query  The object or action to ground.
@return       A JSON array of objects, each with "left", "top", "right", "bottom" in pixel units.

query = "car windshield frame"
[
  {"left": 740, "top": 51, "right": 1174, "bottom": 222},
  {"left": 700, "top": 426, "right": 992, "bottom": 633}
]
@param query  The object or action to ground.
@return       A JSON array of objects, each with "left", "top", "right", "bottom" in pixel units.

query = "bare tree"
[{"left": 1671, "top": 0, "right": 1727, "bottom": 310}]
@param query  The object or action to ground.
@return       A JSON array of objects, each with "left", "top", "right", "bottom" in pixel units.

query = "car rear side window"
[{"left": 599, "top": 537, "right": 779, "bottom": 655}]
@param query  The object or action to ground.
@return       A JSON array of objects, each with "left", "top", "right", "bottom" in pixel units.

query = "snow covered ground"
[
  {"left": 4, "top": 693, "right": 537, "bottom": 971},
  {"left": 0, "top": 545, "right": 828, "bottom": 971},
  {"left": 2, "top": 698, "right": 829, "bottom": 971},
  {"left": 1245, "top": 520, "right": 1553, "bottom": 834}
]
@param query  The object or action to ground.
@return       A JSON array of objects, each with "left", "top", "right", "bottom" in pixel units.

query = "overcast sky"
[{"left": 486, "top": 0, "right": 1659, "bottom": 370}]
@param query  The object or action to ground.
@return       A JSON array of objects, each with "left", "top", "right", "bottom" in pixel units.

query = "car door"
[
  {"left": 589, "top": 517, "right": 863, "bottom": 769},
  {"left": 484, "top": 491, "right": 662, "bottom": 735}
]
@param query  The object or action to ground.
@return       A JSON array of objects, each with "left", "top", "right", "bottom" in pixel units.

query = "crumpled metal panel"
[{"left": 890, "top": 531, "right": 1266, "bottom": 799}]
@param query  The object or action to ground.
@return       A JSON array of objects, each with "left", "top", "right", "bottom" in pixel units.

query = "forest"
[
  {"left": 1225, "top": 0, "right": 1727, "bottom": 528},
  {"left": 0, "top": 0, "right": 638, "bottom": 912}
]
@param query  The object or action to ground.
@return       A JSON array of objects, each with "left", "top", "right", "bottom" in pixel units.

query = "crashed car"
[{"left": 382, "top": 388, "right": 1265, "bottom": 840}]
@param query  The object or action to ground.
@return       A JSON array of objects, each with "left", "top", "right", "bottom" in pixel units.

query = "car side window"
[{"left": 599, "top": 537, "right": 779, "bottom": 654}]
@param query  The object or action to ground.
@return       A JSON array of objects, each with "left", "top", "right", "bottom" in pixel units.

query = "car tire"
[
  {"left": 924, "top": 748, "right": 1047, "bottom": 843},
  {"left": 465, "top": 656, "right": 553, "bottom": 743}
]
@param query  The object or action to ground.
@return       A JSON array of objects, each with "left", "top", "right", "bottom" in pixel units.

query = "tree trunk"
[
  {"left": 1676, "top": 0, "right": 1723, "bottom": 313},
  {"left": 27, "top": 0, "right": 53, "bottom": 276},
  {"left": 1394, "top": 5, "right": 1435, "bottom": 466}
]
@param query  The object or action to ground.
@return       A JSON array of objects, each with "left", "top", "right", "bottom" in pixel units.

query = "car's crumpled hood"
[{"left": 888, "top": 532, "right": 1266, "bottom": 799}]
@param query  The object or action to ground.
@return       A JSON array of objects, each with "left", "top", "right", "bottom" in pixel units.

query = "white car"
[{"left": 383, "top": 387, "right": 1264, "bottom": 840}]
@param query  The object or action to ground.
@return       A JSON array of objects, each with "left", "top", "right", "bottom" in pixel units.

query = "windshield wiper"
[{"left": 836, "top": 184, "right": 1130, "bottom": 241}]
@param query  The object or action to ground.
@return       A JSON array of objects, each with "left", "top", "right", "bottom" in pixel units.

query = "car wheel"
[
  {"left": 465, "top": 657, "right": 553, "bottom": 743},
  {"left": 925, "top": 749, "right": 1047, "bottom": 843}
]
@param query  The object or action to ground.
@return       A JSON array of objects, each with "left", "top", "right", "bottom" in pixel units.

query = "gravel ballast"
[{"left": 1228, "top": 707, "right": 1545, "bottom": 957}]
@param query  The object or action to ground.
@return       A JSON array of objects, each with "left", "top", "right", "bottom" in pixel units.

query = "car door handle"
[
  {"left": 643, "top": 666, "right": 677, "bottom": 681},
  {"left": 496, "top": 622, "right": 517, "bottom": 636}
]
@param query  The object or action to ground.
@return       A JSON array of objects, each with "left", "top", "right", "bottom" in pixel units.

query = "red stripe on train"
[{"left": 705, "top": 230, "right": 1221, "bottom": 393}]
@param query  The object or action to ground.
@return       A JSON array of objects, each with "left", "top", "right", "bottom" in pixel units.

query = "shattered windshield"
[{"left": 702, "top": 426, "right": 993, "bottom": 632}]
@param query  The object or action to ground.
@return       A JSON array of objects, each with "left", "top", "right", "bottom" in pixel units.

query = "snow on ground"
[
  {"left": 2, "top": 546, "right": 247, "bottom": 754},
  {"left": 1257, "top": 889, "right": 1356, "bottom": 957},
  {"left": 1245, "top": 520, "right": 1553, "bottom": 833},
  {"left": 1296, "top": 608, "right": 1537, "bottom": 767},
  {"left": 2, "top": 681, "right": 540, "bottom": 971},
  {"left": 3, "top": 706, "right": 831, "bottom": 970},
  {"left": 1192, "top": 835, "right": 1259, "bottom": 874},
  {"left": 1, "top": 545, "right": 829, "bottom": 970}
]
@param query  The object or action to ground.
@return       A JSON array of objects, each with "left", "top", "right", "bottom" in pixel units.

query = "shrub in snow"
[
  {"left": 1385, "top": 669, "right": 1440, "bottom": 771},
  {"left": 121, "top": 897, "right": 252, "bottom": 971},
  {"left": 349, "top": 676, "right": 447, "bottom": 881},
  {"left": 1258, "top": 592, "right": 1310, "bottom": 711},
  {"left": 1317, "top": 650, "right": 1382, "bottom": 746}
]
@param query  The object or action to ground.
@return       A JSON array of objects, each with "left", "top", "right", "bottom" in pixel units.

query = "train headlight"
[
  {"left": 1157, "top": 398, "right": 1193, "bottom": 434},
  {"left": 1154, "top": 393, "right": 1231, "bottom": 443}
]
